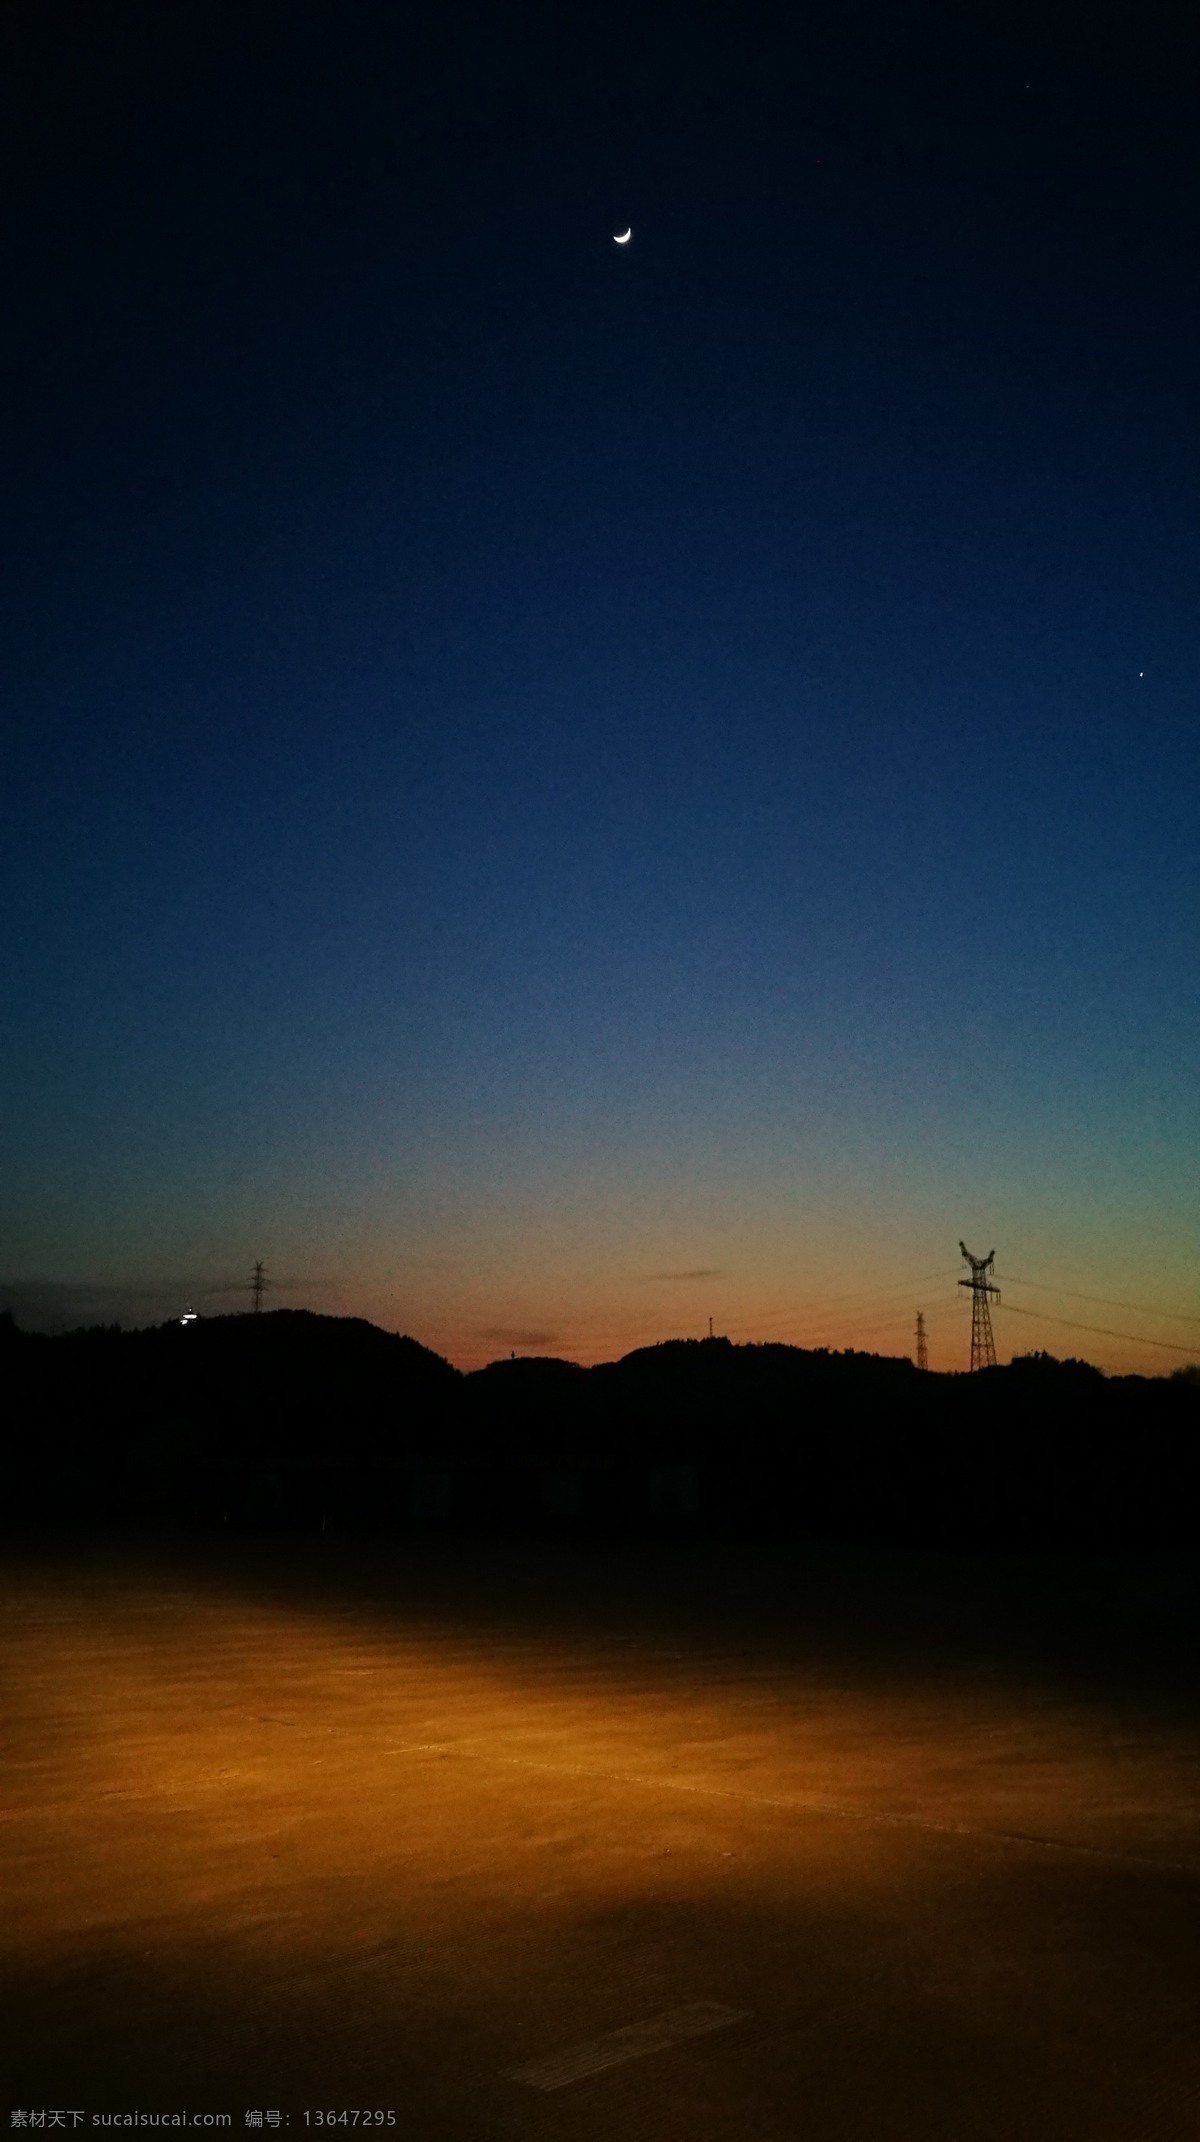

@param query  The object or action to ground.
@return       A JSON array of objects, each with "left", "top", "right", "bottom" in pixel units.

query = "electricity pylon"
[
  {"left": 915, "top": 1310, "right": 928, "bottom": 1371},
  {"left": 251, "top": 1260, "right": 268, "bottom": 1314},
  {"left": 958, "top": 1242, "right": 999, "bottom": 1369}
]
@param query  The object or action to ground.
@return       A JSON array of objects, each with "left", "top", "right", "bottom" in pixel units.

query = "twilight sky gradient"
[{"left": 3, "top": 3, "right": 1197, "bottom": 1370}]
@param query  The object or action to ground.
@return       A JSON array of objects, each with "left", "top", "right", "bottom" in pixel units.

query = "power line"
[
  {"left": 810, "top": 1300, "right": 948, "bottom": 1336},
  {"left": 788, "top": 1267, "right": 962, "bottom": 1312},
  {"left": 998, "top": 1301, "right": 1199, "bottom": 1355},
  {"left": 714, "top": 1271, "right": 961, "bottom": 1338},
  {"left": 1003, "top": 1274, "right": 1200, "bottom": 1327},
  {"left": 507, "top": 1267, "right": 1197, "bottom": 1367},
  {"left": 732, "top": 1308, "right": 929, "bottom": 1346},
  {"left": 731, "top": 1301, "right": 953, "bottom": 1351}
]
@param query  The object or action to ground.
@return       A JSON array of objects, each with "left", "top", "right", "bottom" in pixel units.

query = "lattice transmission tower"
[
  {"left": 958, "top": 1242, "right": 999, "bottom": 1369},
  {"left": 915, "top": 1310, "right": 928, "bottom": 1371},
  {"left": 250, "top": 1260, "right": 268, "bottom": 1314}
]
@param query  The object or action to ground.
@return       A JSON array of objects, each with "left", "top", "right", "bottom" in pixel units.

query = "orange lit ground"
[{"left": 3, "top": 1538, "right": 1198, "bottom": 2140}]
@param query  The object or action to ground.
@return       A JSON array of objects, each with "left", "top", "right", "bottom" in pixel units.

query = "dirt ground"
[{"left": 3, "top": 1534, "right": 1198, "bottom": 2140}]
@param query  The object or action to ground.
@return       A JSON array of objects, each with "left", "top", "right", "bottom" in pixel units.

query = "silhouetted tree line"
[{"left": 0, "top": 1309, "right": 1195, "bottom": 1550}]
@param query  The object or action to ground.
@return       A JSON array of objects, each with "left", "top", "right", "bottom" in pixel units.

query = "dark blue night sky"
[{"left": 3, "top": 3, "right": 1197, "bottom": 1367}]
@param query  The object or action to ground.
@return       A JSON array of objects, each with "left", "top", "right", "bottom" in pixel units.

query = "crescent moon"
[{"left": 613, "top": 228, "right": 632, "bottom": 245}]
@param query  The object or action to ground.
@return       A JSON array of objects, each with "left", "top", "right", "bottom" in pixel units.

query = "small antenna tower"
[
  {"left": 708, "top": 1315, "right": 714, "bottom": 1339},
  {"left": 915, "top": 1310, "right": 928, "bottom": 1372},
  {"left": 958, "top": 1242, "right": 999, "bottom": 1369},
  {"left": 251, "top": 1260, "right": 267, "bottom": 1314}
]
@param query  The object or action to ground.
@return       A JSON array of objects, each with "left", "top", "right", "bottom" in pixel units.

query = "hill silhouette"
[
  {"left": 0, "top": 1310, "right": 1194, "bottom": 1548},
  {"left": 0, "top": 1309, "right": 460, "bottom": 1526}
]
